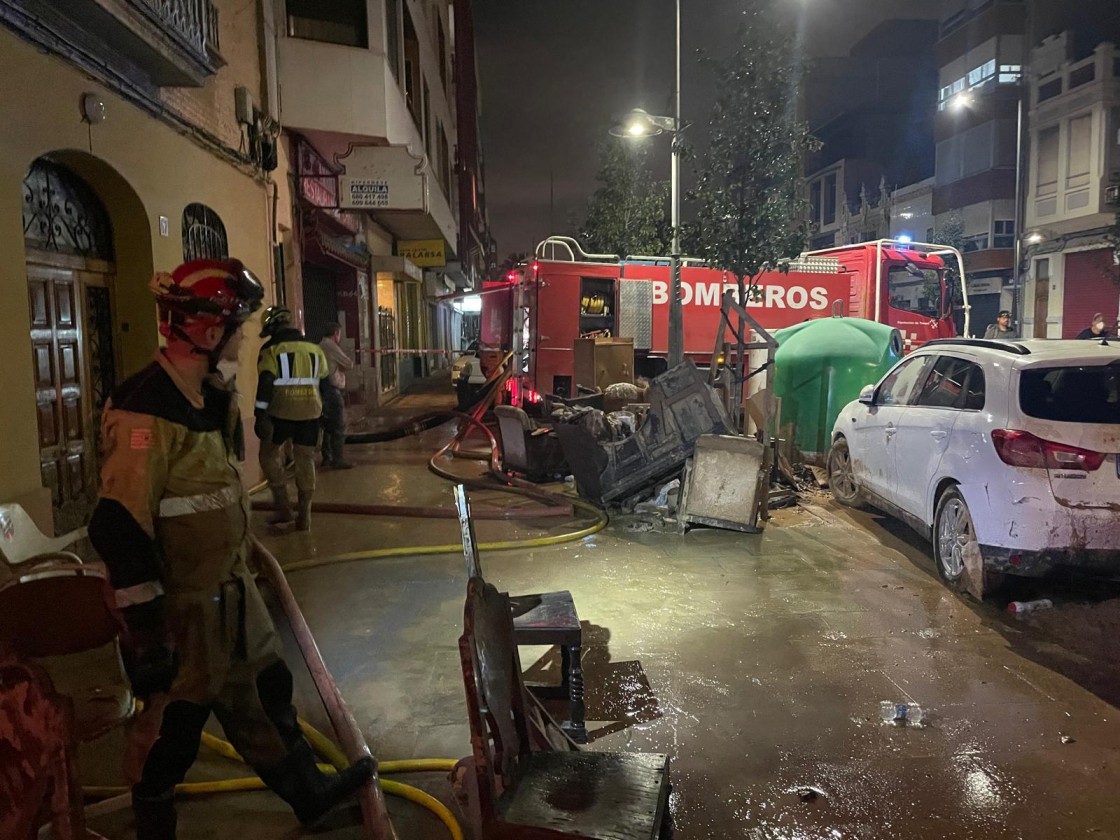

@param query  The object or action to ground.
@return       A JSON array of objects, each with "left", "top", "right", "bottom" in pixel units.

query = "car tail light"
[{"left": 991, "top": 429, "right": 1106, "bottom": 471}]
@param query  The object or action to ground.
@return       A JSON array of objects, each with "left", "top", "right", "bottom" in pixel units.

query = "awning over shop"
[{"left": 305, "top": 225, "right": 369, "bottom": 270}]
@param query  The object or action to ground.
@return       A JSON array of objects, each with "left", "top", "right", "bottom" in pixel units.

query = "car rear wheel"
[
  {"left": 934, "top": 487, "right": 1001, "bottom": 598},
  {"left": 827, "top": 438, "right": 865, "bottom": 508}
]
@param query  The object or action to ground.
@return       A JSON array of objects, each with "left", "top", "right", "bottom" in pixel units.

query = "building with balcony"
[
  {"left": 933, "top": 0, "right": 1120, "bottom": 336},
  {"left": 1020, "top": 36, "right": 1120, "bottom": 337},
  {"left": 0, "top": 0, "right": 280, "bottom": 532},
  {"left": 272, "top": 0, "right": 492, "bottom": 400},
  {"left": 803, "top": 20, "right": 939, "bottom": 250},
  {"left": 932, "top": 0, "right": 1027, "bottom": 333}
]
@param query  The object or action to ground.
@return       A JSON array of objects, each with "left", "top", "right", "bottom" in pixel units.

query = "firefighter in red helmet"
[{"left": 88, "top": 260, "right": 372, "bottom": 839}]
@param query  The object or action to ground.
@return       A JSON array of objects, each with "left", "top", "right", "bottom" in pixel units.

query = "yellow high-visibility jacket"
[{"left": 255, "top": 329, "right": 328, "bottom": 422}]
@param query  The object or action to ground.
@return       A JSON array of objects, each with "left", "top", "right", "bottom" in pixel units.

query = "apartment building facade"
[
  {"left": 1020, "top": 36, "right": 1120, "bottom": 337},
  {"left": 274, "top": 0, "right": 492, "bottom": 400},
  {"left": 0, "top": 0, "right": 492, "bottom": 535},
  {"left": 0, "top": 0, "right": 278, "bottom": 533}
]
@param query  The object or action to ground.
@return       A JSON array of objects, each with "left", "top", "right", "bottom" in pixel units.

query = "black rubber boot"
[
  {"left": 259, "top": 741, "right": 375, "bottom": 826},
  {"left": 133, "top": 789, "right": 177, "bottom": 840}
]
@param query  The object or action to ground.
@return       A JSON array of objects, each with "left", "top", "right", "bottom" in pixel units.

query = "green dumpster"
[{"left": 772, "top": 318, "right": 903, "bottom": 464}]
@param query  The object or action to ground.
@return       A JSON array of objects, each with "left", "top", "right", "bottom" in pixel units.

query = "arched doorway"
[{"left": 22, "top": 156, "right": 118, "bottom": 534}]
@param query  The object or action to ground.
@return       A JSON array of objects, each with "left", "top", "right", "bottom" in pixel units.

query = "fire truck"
[{"left": 481, "top": 237, "right": 969, "bottom": 401}]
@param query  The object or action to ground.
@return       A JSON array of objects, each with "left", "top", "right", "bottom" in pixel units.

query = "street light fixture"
[{"left": 609, "top": 0, "right": 683, "bottom": 368}]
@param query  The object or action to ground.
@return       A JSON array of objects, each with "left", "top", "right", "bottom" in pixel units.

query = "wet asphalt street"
[{"left": 83, "top": 418, "right": 1120, "bottom": 839}]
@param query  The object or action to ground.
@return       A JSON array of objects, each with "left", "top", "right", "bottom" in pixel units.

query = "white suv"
[{"left": 827, "top": 339, "right": 1120, "bottom": 596}]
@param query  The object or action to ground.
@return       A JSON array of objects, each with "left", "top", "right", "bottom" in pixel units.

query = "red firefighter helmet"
[{"left": 150, "top": 259, "right": 264, "bottom": 337}]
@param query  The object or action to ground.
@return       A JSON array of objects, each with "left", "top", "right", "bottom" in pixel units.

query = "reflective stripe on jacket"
[{"left": 256, "top": 331, "right": 328, "bottom": 421}]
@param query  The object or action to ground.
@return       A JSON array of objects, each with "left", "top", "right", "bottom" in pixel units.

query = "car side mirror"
[{"left": 858, "top": 384, "right": 875, "bottom": 406}]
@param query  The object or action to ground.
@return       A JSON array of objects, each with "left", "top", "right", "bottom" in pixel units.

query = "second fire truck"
[{"left": 481, "top": 236, "right": 969, "bottom": 401}]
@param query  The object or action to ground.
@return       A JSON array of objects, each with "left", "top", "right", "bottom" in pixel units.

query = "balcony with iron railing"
[
  {"left": 0, "top": 0, "right": 224, "bottom": 86},
  {"left": 134, "top": 0, "right": 221, "bottom": 61}
]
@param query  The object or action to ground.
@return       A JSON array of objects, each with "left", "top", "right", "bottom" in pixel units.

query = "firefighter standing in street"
[
  {"left": 255, "top": 306, "right": 329, "bottom": 531},
  {"left": 88, "top": 260, "right": 373, "bottom": 840}
]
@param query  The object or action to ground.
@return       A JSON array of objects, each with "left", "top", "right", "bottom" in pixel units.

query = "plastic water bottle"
[
  {"left": 1007, "top": 599, "right": 1053, "bottom": 615},
  {"left": 880, "top": 701, "right": 924, "bottom": 726}
]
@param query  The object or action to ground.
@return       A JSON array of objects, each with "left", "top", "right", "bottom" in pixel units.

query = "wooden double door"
[{"left": 27, "top": 255, "right": 118, "bottom": 535}]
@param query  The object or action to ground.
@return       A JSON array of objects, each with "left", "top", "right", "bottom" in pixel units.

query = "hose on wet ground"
[
  {"left": 276, "top": 354, "right": 609, "bottom": 573},
  {"left": 341, "top": 361, "right": 507, "bottom": 445},
  {"left": 82, "top": 720, "right": 464, "bottom": 840}
]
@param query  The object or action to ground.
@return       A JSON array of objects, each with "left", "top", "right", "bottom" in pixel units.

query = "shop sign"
[
  {"left": 337, "top": 145, "right": 426, "bottom": 211},
  {"left": 296, "top": 139, "right": 338, "bottom": 209},
  {"left": 344, "top": 179, "right": 391, "bottom": 208},
  {"left": 967, "top": 277, "right": 1003, "bottom": 296},
  {"left": 399, "top": 239, "right": 446, "bottom": 267}
]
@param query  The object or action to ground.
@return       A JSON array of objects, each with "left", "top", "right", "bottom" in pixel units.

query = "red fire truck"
[{"left": 481, "top": 236, "right": 969, "bottom": 401}]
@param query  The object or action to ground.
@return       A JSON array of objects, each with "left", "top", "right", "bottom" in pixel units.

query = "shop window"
[
  {"left": 288, "top": 0, "right": 368, "bottom": 48},
  {"left": 182, "top": 203, "right": 228, "bottom": 262}
]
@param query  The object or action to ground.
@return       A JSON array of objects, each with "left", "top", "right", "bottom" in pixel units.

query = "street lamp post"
[
  {"left": 612, "top": 0, "right": 683, "bottom": 368},
  {"left": 669, "top": 0, "right": 682, "bottom": 369}
]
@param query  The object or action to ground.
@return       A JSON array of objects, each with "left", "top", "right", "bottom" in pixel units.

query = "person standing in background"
[
  {"left": 983, "top": 310, "right": 1016, "bottom": 339},
  {"left": 1076, "top": 312, "right": 1113, "bottom": 340},
  {"left": 319, "top": 321, "right": 354, "bottom": 470}
]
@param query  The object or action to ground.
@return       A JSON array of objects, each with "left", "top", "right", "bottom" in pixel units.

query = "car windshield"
[
  {"left": 887, "top": 265, "right": 941, "bottom": 319},
  {"left": 1019, "top": 365, "right": 1120, "bottom": 424}
]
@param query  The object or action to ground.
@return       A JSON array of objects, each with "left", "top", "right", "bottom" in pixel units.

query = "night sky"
[{"left": 474, "top": 0, "right": 941, "bottom": 259}]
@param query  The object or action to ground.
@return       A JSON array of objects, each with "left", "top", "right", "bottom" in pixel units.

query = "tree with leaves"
[
  {"left": 579, "top": 138, "right": 670, "bottom": 257},
  {"left": 929, "top": 212, "right": 968, "bottom": 319},
  {"left": 689, "top": 0, "right": 819, "bottom": 300}
]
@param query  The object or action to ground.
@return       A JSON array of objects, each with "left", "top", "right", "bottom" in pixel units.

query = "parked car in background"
[
  {"left": 827, "top": 339, "right": 1120, "bottom": 597},
  {"left": 452, "top": 341, "right": 486, "bottom": 408}
]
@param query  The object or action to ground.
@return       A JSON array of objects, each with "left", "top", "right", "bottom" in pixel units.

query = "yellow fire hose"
[
  {"left": 83, "top": 720, "right": 464, "bottom": 840},
  {"left": 280, "top": 354, "right": 608, "bottom": 573}
]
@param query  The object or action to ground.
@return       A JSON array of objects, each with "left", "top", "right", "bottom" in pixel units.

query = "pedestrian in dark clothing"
[
  {"left": 319, "top": 322, "right": 354, "bottom": 469},
  {"left": 983, "top": 310, "right": 1016, "bottom": 339},
  {"left": 1076, "top": 312, "right": 1113, "bottom": 340}
]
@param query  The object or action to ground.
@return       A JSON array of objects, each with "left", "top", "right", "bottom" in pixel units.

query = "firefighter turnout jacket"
[
  {"left": 255, "top": 328, "right": 329, "bottom": 421},
  {"left": 88, "top": 352, "right": 291, "bottom": 775}
]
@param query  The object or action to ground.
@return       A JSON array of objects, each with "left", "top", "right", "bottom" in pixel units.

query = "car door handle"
[
  {"left": 885, "top": 426, "right": 897, "bottom": 437},
  {"left": 929, "top": 430, "right": 948, "bottom": 440}
]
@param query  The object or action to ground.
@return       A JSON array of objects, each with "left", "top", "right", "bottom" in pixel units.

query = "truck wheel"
[{"left": 826, "top": 438, "right": 865, "bottom": 508}]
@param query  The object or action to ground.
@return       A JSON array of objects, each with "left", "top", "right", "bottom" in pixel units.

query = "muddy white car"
[{"left": 827, "top": 338, "right": 1120, "bottom": 596}]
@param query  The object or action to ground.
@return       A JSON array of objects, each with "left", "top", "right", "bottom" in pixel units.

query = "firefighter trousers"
[{"left": 259, "top": 419, "right": 319, "bottom": 499}]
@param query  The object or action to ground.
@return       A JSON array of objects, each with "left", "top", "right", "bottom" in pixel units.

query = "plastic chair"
[{"left": 0, "top": 503, "right": 130, "bottom": 839}]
